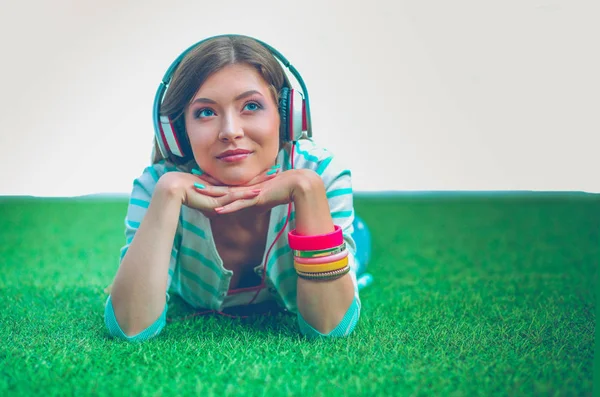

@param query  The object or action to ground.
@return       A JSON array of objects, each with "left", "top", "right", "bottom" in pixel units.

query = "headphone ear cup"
[
  {"left": 278, "top": 87, "right": 290, "bottom": 141},
  {"left": 288, "top": 89, "right": 305, "bottom": 141},
  {"left": 171, "top": 115, "right": 193, "bottom": 164},
  {"left": 158, "top": 114, "right": 190, "bottom": 163}
]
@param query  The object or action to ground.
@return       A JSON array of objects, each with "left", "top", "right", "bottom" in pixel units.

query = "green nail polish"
[
  {"left": 266, "top": 169, "right": 278, "bottom": 176},
  {"left": 192, "top": 168, "right": 203, "bottom": 176},
  {"left": 194, "top": 182, "right": 205, "bottom": 189},
  {"left": 270, "top": 164, "right": 281, "bottom": 169}
]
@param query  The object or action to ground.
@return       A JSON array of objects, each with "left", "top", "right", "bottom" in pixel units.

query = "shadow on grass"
[
  {"left": 1, "top": 284, "right": 306, "bottom": 347},
  {"left": 160, "top": 292, "right": 301, "bottom": 339}
]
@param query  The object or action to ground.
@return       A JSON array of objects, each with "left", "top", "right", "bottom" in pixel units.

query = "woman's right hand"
[{"left": 155, "top": 168, "right": 279, "bottom": 218}]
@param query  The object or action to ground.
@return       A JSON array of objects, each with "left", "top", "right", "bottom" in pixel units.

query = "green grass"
[{"left": 0, "top": 194, "right": 597, "bottom": 396}]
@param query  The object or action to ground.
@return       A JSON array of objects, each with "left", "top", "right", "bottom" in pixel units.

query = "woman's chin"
[{"left": 215, "top": 174, "right": 255, "bottom": 187}]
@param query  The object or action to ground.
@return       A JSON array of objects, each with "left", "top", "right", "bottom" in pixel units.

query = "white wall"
[{"left": 1, "top": 0, "right": 598, "bottom": 196}]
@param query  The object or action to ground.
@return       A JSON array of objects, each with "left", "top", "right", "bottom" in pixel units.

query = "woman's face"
[{"left": 185, "top": 63, "right": 280, "bottom": 186}]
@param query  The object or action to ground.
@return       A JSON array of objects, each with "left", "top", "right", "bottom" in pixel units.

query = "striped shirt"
[{"left": 105, "top": 139, "right": 361, "bottom": 340}]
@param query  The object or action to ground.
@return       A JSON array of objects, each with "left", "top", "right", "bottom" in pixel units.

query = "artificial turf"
[{"left": 0, "top": 194, "right": 597, "bottom": 396}]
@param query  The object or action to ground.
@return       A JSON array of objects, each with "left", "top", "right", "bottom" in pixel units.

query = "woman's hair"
[{"left": 152, "top": 36, "right": 291, "bottom": 164}]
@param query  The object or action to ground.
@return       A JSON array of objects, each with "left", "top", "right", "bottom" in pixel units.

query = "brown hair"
[{"left": 152, "top": 35, "right": 291, "bottom": 164}]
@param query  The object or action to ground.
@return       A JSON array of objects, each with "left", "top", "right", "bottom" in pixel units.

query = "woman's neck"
[{"left": 211, "top": 208, "right": 270, "bottom": 230}]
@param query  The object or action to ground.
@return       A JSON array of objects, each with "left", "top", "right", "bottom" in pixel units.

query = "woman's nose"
[{"left": 218, "top": 112, "right": 244, "bottom": 141}]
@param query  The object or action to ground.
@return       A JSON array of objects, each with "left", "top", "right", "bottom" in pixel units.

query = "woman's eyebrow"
[
  {"left": 234, "top": 90, "right": 263, "bottom": 101},
  {"left": 191, "top": 97, "right": 217, "bottom": 105},
  {"left": 191, "top": 90, "right": 264, "bottom": 105}
]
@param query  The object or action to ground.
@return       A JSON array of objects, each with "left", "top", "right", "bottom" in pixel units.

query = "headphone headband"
[{"left": 152, "top": 34, "right": 312, "bottom": 162}]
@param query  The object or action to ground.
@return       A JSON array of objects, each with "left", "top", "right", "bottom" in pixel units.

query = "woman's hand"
[
  {"left": 156, "top": 168, "right": 279, "bottom": 218},
  {"left": 213, "top": 169, "right": 323, "bottom": 215}
]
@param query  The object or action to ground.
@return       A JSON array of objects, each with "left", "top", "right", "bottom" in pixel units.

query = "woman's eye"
[
  {"left": 243, "top": 102, "right": 262, "bottom": 112},
  {"left": 195, "top": 108, "right": 215, "bottom": 119}
]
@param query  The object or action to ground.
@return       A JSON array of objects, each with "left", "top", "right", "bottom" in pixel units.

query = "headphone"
[{"left": 152, "top": 34, "right": 313, "bottom": 164}]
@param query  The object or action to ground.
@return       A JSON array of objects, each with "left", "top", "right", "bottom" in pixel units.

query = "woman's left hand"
[{"left": 214, "top": 169, "right": 322, "bottom": 215}]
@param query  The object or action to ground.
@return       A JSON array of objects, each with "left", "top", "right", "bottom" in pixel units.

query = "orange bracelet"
[{"left": 294, "top": 256, "right": 349, "bottom": 273}]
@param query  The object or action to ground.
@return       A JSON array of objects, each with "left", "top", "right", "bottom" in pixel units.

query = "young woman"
[{"left": 104, "top": 35, "right": 372, "bottom": 342}]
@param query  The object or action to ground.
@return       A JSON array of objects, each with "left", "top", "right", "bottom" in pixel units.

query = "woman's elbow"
[
  {"left": 298, "top": 296, "right": 361, "bottom": 339},
  {"left": 104, "top": 295, "right": 167, "bottom": 342}
]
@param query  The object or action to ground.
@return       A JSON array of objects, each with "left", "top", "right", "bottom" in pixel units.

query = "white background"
[{"left": 1, "top": 0, "right": 598, "bottom": 196}]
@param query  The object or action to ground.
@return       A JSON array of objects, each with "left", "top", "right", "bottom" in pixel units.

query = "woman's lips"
[{"left": 218, "top": 152, "right": 252, "bottom": 163}]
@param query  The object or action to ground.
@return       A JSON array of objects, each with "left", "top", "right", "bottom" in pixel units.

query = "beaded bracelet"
[
  {"left": 294, "top": 256, "right": 349, "bottom": 273},
  {"left": 296, "top": 265, "right": 350, "bottom": 281},
  {"left": 293, "top": 243, "right": 346, "bottom": 259}
]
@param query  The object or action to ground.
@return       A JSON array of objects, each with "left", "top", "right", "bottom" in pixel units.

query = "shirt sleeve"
[
  {"left": 104, "top": 161, "right": 181, "bottom": 342},
  {"left": 104, "top": 295, "right": 168, "bottom": 342},
  {"left": 297, "top": 294, "right": 360, "bottom": 338},
  {"left": 292, "top": 140, "right": 362, "bottom": 338}
]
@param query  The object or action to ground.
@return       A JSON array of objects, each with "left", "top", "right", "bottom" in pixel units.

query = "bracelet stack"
[{"left": 288, "top": 225, "right": 350, "bottom": 281}]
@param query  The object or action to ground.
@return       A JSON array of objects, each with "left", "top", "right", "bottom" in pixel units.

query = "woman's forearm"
[
  {"left": 293, "top": 172, "right": 355, "bottom": 334},
  {"left": 110, "top": 175, "right": 182, "bottom": 336}
]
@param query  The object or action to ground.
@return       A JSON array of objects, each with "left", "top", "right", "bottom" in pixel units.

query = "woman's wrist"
[
  {"left": 290, "top": 170, "right": 335, "bottom": 237},
  {"left": 290, "top": 169, "right": 324, "bottom": 202}
]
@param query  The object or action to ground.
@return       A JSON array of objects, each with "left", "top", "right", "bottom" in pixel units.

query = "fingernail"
[
  {"left": 270, "top": 164, "right": 281, "bottom": 169},
  {"left": 251, "top": 189, "right": 261, "bottom": 194},
  {"left": 194, "top": 183, "right": 205, "bottom": 189},
  {"left": 192, "top": 168, "right": 203, "bottom": 176},
  {"left": 266, "top": 169, "right": 278, "bottom": 176},
  {"left": 215, "top": 207, "right": 223, "bottom": 212}
]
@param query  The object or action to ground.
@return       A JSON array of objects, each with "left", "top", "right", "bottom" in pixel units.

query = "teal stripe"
[
  {"left": 168, "top": 268, "right": 174, "bottom": 277},
  {"left": 267, "top": 245, "right": 292, "bottom": 271},
  {"left": 126, "top": 220, "right": 140, "bottom": 228},
  {"left": 295, "top": 142, "right": 321, "bottom": 163},
  {"left": 179, "top": 284, "right": 210, "bottom": 308},
  {"left": 283, "top": 288, "right": 297, "bottom": 305},
  {"left": 182, "top": 220, "right": 206, "bottom": 239},
  {"left": 274, "top": 212, "right": 296, "bottom": 234},
  {"left": 283, "top": 147, "right": 290, "bottom": 170},
  {"left": 179, "top": 246, "right": 223, "bottom": 278},
  {"left": 133, "top": 179, "right": 144, "bottom": 191},
  {"left": 178, "top": 266, "right": 221, "bottom": 299},
  {"left": 146, "top": 166, "right": 160, "bottom": 182},
  {"left": 130, "top": 198, "right": 149, "bottom": 208},
  {"left": 119, "top": 246, "right": 128, "bottom": 261},
  {"left": 171, "top": 248, "right": 177, "bottom": 259},
  {"left": 338, "top": 170, "right": 351, "bottom": 178},
  {"left": 274, "top": 267, "right": 296, "bottom": 290},
  {"left": 316, "top": 156, "right": 333, "bottom": 176},
  {"left": 332, "top": 211, "right": 353, "bottom": 219},
  {"left": 174, "top": 233, "right": 182, "bottom": 248},
  {"left": 327, "top": 188, "right": 353, "bottom": 199}
]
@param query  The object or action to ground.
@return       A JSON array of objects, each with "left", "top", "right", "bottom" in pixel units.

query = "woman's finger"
[
  {"left": 228, "top": 168, "right": 279, "bottom": 194},
  {"left": 214, "top": 197, "right": 259, "bottom": 214},
  {"left": 192, "top": 183, "right": 229, "bottom": 197},
  {"left": 191, "top": 168, "right": 225, "bottom": 186},
  {"left": 197, "top": 173, "right": 223, "bottom": 186},
  {"left": 246, "top": 166, "right": 280, "bottom": 186},
  {"left": 215, "top": 189, "right": 261, "bottom": 207}
]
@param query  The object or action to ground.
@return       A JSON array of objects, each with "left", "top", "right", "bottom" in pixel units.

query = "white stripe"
[{"left": 159, "top": 116, "right": 183, "bottom": 157}]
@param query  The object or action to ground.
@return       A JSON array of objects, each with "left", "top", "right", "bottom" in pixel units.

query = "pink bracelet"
[
  {"left": 294, "top": 249, "right": 348, "bottom": 265},
  {"left": 288, "top": 225, "right": 343, "bottom": 251}
]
